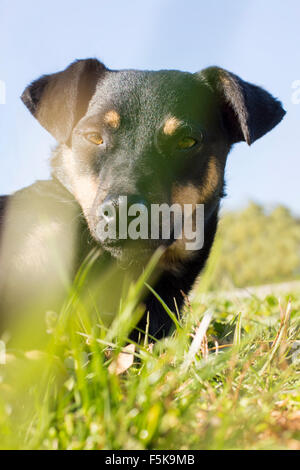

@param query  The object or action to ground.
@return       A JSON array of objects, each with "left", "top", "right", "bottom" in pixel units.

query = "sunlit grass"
[{"left": 0, "top": 247, "right": 299, "bottom": 450}]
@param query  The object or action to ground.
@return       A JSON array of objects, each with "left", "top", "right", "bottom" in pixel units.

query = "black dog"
[{"left": 0, "top": 59, "right": 285, "bottom": 339}]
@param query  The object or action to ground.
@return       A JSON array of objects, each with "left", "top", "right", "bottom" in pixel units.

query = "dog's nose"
[
  {"left": 102, "top": 194, "right": 148, "bottom": 211},
  {"left": 100, "top": 194, "right": 149, "bottom": 233}
]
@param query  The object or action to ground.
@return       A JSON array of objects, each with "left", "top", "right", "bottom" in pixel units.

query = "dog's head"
[{"left": 21, "top": 59, "right": 285, "bottom": 266}]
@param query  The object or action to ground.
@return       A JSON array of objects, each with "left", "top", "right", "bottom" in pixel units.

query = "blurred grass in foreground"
[{"left": 0, "top": 210, "right": 299, "bottom": 450}]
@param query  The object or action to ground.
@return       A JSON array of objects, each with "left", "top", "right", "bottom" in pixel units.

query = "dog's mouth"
[{"left": 98, "top": 234, "right": 174, "bottom": 262}]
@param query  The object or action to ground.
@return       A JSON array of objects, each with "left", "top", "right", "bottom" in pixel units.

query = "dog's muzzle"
[{"left": 95, "top": 194, "right": 175, "bottom": 251}]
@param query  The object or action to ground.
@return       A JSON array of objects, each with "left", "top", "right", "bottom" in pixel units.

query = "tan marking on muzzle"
[
  {"left": 172, "top": 183, "right": 200, "bottom": 207},
  {"left": 163, "top": 116, "right": 182, "bottom": 136},
  {"left": 161, "top": 157, "right": 220, "bottom": 271},
  {"left": 159, "top": 183, "right": 201, "bottom": 272},
  {"left": 198, "top": 156, "right": 220, "bottom": 203},
  {"left": 104, "top": 110, "right": 120, "bottom": 129}
]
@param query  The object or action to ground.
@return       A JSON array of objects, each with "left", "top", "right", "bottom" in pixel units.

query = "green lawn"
[{"left": 0, "top": 251, "right": 299, "bottom": 450}]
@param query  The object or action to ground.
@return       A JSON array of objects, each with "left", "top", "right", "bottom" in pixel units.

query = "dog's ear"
[
  {"left": 198, "top": 67, "right": 285, "bottom": 145},
  {"left": 21, "top": 58, "right": 106, "bottom": 144}
]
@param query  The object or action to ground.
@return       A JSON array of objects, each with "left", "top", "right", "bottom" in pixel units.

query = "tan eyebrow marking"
[
  {"left": 104, "top": 110, "right": 120, "bottom": 129},
  {"left": 163, "top": 116, "right": 182, "bottom": 136}
]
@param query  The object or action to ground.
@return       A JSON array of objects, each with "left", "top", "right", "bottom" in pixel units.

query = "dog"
[{"left": 0, "top": 59, "right": 285, "bottom": 339}]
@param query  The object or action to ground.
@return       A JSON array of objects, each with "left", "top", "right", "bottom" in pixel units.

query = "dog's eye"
[
  {"left": 177, "top": 137, "right": 197, "bottom": 150},
  {"left": 85, "top": 133, "right": 104, "bottom": 145}
]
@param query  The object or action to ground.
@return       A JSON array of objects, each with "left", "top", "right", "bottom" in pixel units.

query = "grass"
[{"left": 0, "top": 249, "right": 299, "bottom": 450}]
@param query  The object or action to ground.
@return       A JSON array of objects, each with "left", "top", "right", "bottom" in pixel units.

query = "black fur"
[
  {"left": 200, "top": 67, "right": 286, "bottom": 144},
  {"left": 0, "top": 59, "right": 286, "bottom": 340}
]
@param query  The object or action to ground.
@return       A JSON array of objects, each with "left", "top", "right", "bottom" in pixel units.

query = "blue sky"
[{"left": 0, "top": 0, "right": 299, "bottom": 214}]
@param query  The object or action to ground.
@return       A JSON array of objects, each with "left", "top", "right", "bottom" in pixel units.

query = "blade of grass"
[
  {"left": 144, "top": 283, "right": 181, "bottom": 332},
  {"left": 181, "top": 309, "right": 213, "bottom": 372},
  {"left": 233, "top": 312, "right": 242, "bottom": 346}
]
